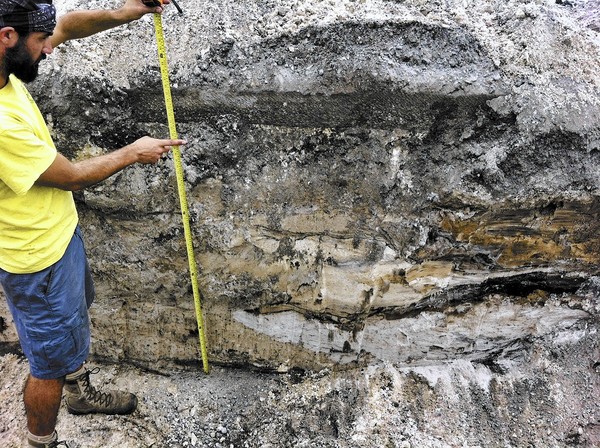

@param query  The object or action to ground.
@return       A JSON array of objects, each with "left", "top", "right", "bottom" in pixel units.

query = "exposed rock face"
[
  {"left": 0, "top": 0, "right": 600, "bottom": 447},
  {"left": 0, "top": 1, "right": 599, "bottom": 444},
  {"left": 2, "top": 0, "right": 599, "bottom": 369}
]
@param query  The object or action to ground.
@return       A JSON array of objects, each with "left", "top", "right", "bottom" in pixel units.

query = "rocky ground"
[{"left": 1, "top": 315, "right": 599, "bottom": 448}]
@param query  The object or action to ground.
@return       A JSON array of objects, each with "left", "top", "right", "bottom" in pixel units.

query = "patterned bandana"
[{"left": 0, "top": 0, "right": 56, "bottom": 34}]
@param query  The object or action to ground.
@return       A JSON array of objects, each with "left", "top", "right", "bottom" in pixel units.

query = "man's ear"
[{"left": 0, "top": 27, "right": 19, "bottom": 48}]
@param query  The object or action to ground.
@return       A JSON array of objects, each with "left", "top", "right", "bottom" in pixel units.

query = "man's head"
[
  {"left": 0, "top": 0, "right": 56, "bottom": 83},
  {"left": 0, "top": 0, "right": 56, "bottom": 35}
]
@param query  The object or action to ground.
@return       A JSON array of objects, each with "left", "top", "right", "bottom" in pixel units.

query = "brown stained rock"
[{"left": 440, "top": 198, "right": 600, "bottom": 268}]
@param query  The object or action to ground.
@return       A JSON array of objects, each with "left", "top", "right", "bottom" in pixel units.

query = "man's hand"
[
  {"left": 117, "top": 0, "right": 171, "bottom": 21},
  {"left": 126, "top": 136, "right": 186, "bottom": 164}
]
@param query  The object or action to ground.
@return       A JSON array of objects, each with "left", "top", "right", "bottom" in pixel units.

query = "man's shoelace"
[{"left": 80, "top": 368, "right": 114, "bottom": 406}]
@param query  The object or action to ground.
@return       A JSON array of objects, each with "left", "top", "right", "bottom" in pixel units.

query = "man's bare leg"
[{"left": 23, "top": 374, "right": 64, "bottom": 436}]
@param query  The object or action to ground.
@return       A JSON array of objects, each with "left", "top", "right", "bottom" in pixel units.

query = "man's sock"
[
  {"left": 65, "top": 365, "right": 85, "bottom": 381},
  {"left": 27, "top": 430, "right": 57, "bottom": 444}
]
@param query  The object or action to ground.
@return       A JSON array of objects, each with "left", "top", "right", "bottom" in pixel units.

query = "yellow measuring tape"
[{"left": 151, "top": 12, "right": 209, "bottom": 373}]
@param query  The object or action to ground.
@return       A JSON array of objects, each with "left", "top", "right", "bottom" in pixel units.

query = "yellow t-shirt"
[{"left": 0, "top": 75, "right": 78, "bottom": 274}]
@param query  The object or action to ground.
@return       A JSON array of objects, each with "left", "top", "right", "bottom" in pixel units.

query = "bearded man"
[{"left": 0, "top": 1, "right": 184, "bottom": 447}]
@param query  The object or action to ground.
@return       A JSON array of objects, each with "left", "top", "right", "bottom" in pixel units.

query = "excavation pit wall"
[{"left": 0, "top": 0, "right": 599, "bottom": 377}]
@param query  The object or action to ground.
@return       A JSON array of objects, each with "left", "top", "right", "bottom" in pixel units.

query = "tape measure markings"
[{"left": 152, "top": 13, "right": 210, "bottom": 373}]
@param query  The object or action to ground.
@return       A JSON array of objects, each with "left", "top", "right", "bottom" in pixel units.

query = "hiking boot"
[
  {"left": 27, "top": 431, "right": 69, "bottom": 448},
  {"left": 64, "top": 367, "right": 137, "bottom": 415}
]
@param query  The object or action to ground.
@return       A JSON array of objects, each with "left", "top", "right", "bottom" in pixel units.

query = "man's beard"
[{"left": 5, "top": 38, "right": 45, "bottom": 83}]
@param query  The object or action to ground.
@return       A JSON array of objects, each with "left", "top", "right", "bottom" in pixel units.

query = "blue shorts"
[{"left": 0, "top": 226, "right": 95, "bottom": 379}]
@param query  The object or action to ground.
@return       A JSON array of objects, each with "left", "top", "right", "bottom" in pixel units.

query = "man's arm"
[
  {"left": 36, "top": 136, "right": 185, "bottom": 191},
  {"left": 50, "top": 0, "right": 166, "bottom": 47}
]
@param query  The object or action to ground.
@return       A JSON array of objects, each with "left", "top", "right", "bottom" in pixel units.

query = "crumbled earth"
[{"left": 1, "top": 317, "right": 599, "bottom": 448}]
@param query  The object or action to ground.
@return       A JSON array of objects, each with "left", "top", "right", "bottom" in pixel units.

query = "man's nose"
[{"left": 43, "top": 39, "right": 54, "bottom": 55}]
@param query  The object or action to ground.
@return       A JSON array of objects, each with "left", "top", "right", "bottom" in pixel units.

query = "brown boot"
[{"left": 63, "top": 367, "right": 137, "bottom": 415}]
